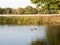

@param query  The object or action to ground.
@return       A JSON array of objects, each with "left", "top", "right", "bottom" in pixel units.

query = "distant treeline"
[{"left": 0, "top": 6, "right": 60, "bottom": 14}]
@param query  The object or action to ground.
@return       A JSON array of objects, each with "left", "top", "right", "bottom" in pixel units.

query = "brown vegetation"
[{"left": 0, "top": 15, "right": 60, "bottom": 25}]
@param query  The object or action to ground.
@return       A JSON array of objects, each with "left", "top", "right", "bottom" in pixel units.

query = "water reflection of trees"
[
  {"left": 47, "top": 25, "right": 60, "bottom": 45},
  {"left": 31, "top": 39, "right": 47, "bottom": 45},
  {"left": 31, "top": 25, "right": 60, "bottom": 45}
]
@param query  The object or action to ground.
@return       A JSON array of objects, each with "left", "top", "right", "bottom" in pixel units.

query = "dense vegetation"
[
  {"left": 0, "top": 6, "right": 37, "bottom": 14},
  {"left": 31, "top": 0, "right": 60, "bottom": 14},
  {"left": 0, "top": 16, "right": 59, "bottom": 25},
  {"left": 0, "top": 0, "right": 60, "bottom": 14},
  {"left": 0, "top": 6, "right": 60, "bottom": 14},
  {"left": 0, "top": 16, "right": 45, "bottom": 25}
]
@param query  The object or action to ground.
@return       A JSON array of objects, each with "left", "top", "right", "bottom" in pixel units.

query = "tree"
[
  {"left": 38, "top": 8, "right": 46, "bottom": 14},
  {"left": 12, "top": 9, "right": 17, "bottom": 14},
  {"left": 16, "top": 8, "right": 25, "bottom": 14},
  {"left": 24, "top": 6, "right": 33, "bottom": 14},
  {"left": 3, "top": 8, "right": 12, "bottom": 14},
  {"left": 31, "top": 0, "right": 60, "bottom": 14},
  {"left": 0, "top": 8, "right": 3, "bottom": 14},
  {"left": 43, "top": 1, "right": 60, "bottom": 10},
  {"left": 31, "top": 0, "right": 60, "bottom": 8},
  {"left": 31, "top": 0, "right": 39, "bottom": 4},
  {"left": 43, "top": 1, "right": 60, "bottom": 14},
  {"left": 31, "top": 0, "right": 48, "bottom": 9},
  {"left": 32, "top": 8, "right": 38, "bottom": 14}
]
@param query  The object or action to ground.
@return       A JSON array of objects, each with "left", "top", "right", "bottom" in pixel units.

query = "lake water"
[{"left": 0, "top": 25, "right": 47, "bottom": 45}]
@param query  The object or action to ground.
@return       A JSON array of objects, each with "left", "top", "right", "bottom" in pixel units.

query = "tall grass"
[{"left": 0, "top": 16, "right": 59, "bottom": 25}]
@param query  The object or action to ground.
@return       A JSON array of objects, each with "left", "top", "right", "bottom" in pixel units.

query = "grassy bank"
[{"left": 0, "top": 15, "right": 60, "bottom": 25}]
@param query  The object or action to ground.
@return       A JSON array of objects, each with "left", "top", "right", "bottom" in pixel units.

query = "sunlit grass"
[{"left": 0, "top": 15, "right": 60, "bottom": 25}]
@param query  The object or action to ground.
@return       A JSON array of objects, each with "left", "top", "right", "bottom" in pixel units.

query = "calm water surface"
[{"left": 0, "top": 25, "right": 47, "bottom": 45}]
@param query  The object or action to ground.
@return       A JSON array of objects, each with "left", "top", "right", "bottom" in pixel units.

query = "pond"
[{"left": 0, "top": 25, "right": 47, "bottom": 45}]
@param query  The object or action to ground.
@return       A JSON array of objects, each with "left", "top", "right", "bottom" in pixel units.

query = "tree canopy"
[
  {"left": 31, "top": 0, "right": 60, "bottom": 14},
  {"left": 31, "top": 0, "right": 60, "bottom": 10},
  {"left": 16, "top": 8, "right": 25, "bottom": 14}
]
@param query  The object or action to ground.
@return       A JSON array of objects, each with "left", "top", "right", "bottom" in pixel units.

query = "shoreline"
[{"left": 0, "top": 14, "right": 60, "bottom": 16}]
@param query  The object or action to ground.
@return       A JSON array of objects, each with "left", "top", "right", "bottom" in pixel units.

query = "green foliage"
[
  {"left": 0, "top": 16, "right": 48, "bottom": 25},
  {"left": 24, "top": 6, "right": 38, "bottom": 14},
  {"left": 16, "top": 8, "right": 25, "bottom": 14},
  {"left": 0, "top": 16, "right": 59, "bottom": 25},
  {"left": 38, "top": 8, "right": 46, "bottom": 14},
  {"left": 32, "top": 8, "right": 38, "bottom": 14},
  {"left": 31, "top": 0, "right": 39, "bottom": 4},
  {"left": 3, "top": 8, "right": 12, "bottom": 14},
  {"left": 0, "top": 8, "right": 3, "bottom": 14},
  {"left": 0, "top": 4, "right": 60, "bottom": 14},
  {"left": 31, "top": 0, "right": 60, "bottom": 14},
  {"left": 50, "top": 4, "right": 58, "bottom": 9},
  {"left": 0, "top": 6, "right": 38, "bottom": 14},
  {"left": 12, "top": 9, "right": 17, "bottom": 14},
  {"left": 57, "top": 10, "right": 60, "bottom": 14},
  {"left": 24, "top": 6, "right": 33, "bottom": 14}
]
